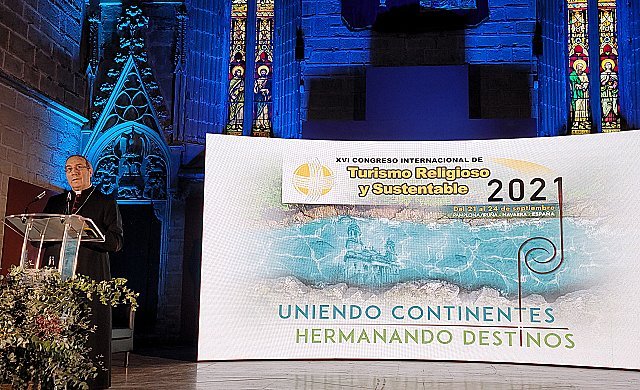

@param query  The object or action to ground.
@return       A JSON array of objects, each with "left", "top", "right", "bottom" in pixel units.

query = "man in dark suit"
[{"left": 43, "top": 154, "right": 123, "bottom": 389}]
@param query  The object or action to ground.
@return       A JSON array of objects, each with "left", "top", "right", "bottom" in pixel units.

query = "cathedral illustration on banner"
[{"left": 343, "top": 221, "right": 402, "bottom": 286}]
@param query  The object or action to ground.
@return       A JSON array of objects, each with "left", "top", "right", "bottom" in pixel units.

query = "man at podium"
[{"left": 43, "top": 154, "right": 123, "bottom": 389}]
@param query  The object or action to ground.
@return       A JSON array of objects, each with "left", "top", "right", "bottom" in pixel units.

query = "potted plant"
[{"left": 0, "top": 267, "right": 137, "bottom": 389}]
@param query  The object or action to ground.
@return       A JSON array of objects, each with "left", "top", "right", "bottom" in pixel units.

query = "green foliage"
[{"left": 0, "top": 267, "right": 138, "bottom": 389}]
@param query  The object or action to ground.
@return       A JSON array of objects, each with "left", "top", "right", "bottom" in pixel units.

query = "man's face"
[{"left": 65, "top": 156, "right": 93, "bottom": 191}]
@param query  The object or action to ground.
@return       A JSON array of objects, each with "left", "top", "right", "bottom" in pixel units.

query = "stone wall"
[
  {"left": 301, "top": 0, "right": 537, "bottom": 121},
  {"left": 536, "top": 0, "right": 566, "bottom": 136},
  {"left": 0, "top": 0, "right": 86, "bottom": 113},
  {"left": 0, "top": 77, "right": 85, "bottom": 261},
  {"left": 0, "top": 0, "right": 87, "bottom": 261},
  {"left": 620, "top": 0, "right": 640, "bottom": 130},
  {"left": 273, "top": 0, "right": 302, "bottom": 138},
  {"left": 183, "top": 0, "right": 228, "bottom": 141}
]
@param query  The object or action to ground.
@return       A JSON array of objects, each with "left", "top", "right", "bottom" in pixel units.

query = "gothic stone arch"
[{"left": 85, "top": 123, "right": 170, "bottom": 202}]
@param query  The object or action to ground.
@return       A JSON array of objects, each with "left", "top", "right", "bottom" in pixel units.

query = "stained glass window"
[
  {"left": 568, "top": 0, "right": 591, "bottom": 134},
  {"left": 225, "top": 0, "right": 275, "bottom": 137},
  {"left": 567, "top": 0, "right": 620, "bottom": 134},
  {"left": 225, "top": 0, "right": 248, "bottom": 136},
  {"left": 251, "top": 0, "right": 274, "bottom": 137},
  {"left": 598, "top": 0, "right": 620, "bottom": 132}
]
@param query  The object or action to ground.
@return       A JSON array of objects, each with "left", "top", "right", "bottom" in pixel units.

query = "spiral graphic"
[
  {"left": 518, "top": 236, "right": 562, "bottom": 276},
  {"left": 516, "top": 236, "right": 564, "bottom": 346},
  {"left": 514, "top": 177, "right": 564, "bottom": 346}
]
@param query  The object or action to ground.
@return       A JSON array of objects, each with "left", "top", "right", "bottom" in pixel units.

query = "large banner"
[{"left": 199, "top": 131, "right": 640, "bottom": 369}]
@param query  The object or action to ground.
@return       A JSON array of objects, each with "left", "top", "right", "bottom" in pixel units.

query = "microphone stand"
[{"left": 23, "top": 191, "right": 47, "bottom": 214}]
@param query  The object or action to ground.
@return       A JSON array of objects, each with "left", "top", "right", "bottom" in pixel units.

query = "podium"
[{"left": 4, "top": 213, "right": 105, "bottom": 280}]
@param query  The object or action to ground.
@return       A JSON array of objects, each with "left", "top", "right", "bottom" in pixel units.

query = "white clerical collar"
[{"left": 74, "top": 186, "right": 93, "bottom": 196}]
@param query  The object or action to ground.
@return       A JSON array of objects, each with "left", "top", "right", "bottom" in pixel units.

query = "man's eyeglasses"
[{"left": 65, "top": 165, "right": 89, "bottom": 173}]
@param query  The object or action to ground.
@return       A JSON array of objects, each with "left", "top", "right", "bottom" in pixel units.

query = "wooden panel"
[{"left": 1, "top": 178, "right": 57, "bottom": 274}]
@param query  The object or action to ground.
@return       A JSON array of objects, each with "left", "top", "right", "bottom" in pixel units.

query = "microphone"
[
  {"left": 23, "top": 191, "right": 47, "bottom": 214},
  {"left": 66, "top": 191, "right": 72, "bottom": 215}
]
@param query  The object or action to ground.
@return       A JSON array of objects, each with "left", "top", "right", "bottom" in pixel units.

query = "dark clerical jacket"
[{"left": 43, "top": 186, "right": 123, "bottom": 389}]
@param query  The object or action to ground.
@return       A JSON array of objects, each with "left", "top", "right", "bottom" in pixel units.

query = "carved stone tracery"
[
  {"left": 86, "top": 5, "right": 173, "bottom": 202},
  {"left": 91, "top": 6, "right": 171, "bottom": 136},
  {"left": 93, "top": 127, "right": 168, "bottom": 201},
  {"left": 102, "top": 66, "right": 160, "bottom": 131}
]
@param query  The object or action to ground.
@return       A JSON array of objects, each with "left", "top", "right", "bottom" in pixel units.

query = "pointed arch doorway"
[
  {"left": 84, "top": 122, "right": 173, "bottom": 337},
  {"left": 110, "top": 204, "right": 161, "bottom": 335}
]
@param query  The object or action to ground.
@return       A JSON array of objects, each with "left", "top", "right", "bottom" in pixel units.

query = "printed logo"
[{"left": 292, "top": 160, "right": 334, "bottom": 199}]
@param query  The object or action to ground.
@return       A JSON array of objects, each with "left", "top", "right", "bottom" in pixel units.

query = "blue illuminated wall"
[
  {"left": 196, "top": 0, "right": 640, "bottom": 139},
  {"left": 202, "top": 0, "right": 539, "bottom": 138},
  {"left": 302, "top": 0, "right": 536, "bottom": 120},
  {"left": 183, "top": 0, "right": 227, "bottom": 143},
  {"left": 184, "top": 0, "right": 301, "bottom": 141},
  {"left": 0, "top": 0, "right": 87, "bottom": 257},
  {"left": 195, "top": 0, "right": 546, "bottom": 140},
  {"left": 618, "top": 0, "right": 640, "bottom": 131},
  {"left": 273, "top": 0, "right": 303, "bottom": 138}
]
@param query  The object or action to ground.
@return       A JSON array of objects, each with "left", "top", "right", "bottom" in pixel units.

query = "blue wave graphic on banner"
[{"left": 266, "top": 216, "right": 600, "bottom": 297}]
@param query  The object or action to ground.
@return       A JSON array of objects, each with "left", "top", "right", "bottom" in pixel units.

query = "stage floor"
[{"left": 111, "top": 354, "right": 640, "bottom": 389}]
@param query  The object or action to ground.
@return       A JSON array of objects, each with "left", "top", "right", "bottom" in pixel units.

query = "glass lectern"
[{"left": 4, "top": 213, "right": 105, "bottom": 279}]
